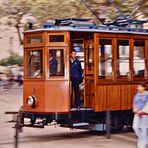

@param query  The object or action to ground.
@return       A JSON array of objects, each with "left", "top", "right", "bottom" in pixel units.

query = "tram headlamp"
[{"left": 27, "top": 96, "right": 37, "bottom": 107}]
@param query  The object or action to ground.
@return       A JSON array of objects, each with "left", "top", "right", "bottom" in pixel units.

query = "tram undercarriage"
[{"left": 20, "top": 109, "right": 133, "bottom": 132}]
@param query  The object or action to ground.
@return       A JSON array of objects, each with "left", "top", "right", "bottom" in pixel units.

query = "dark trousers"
[{"left": 71, "top": 78, "right": 81, "bottom": 108}]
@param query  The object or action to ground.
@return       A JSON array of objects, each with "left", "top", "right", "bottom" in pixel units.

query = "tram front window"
[
  {"left": 98, "top": 39, "right": 113, "bottom": 79},
  {"left": 26, "top": 50, "right": 43, "bottom": 78},
  {"left": 49, "top": 49, "right": 64, "bottom": 76}
]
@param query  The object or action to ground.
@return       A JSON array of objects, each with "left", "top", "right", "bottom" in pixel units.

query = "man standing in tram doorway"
[{"left": 70, "top": 50, "right": 83, "bottom": 109}]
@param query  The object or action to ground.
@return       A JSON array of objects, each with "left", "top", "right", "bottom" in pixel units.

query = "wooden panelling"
[
  {"left": 95, "top": 84, "right": 137, "bottom": 112},
  {"left": 95, "top": 85, "right": 107, "bottom": 111},
  {"left": 45, "top": 80, "right": 70, "bottom": 112},
  {"left": 23, "top": 81, "right": 45, "bottom": 112},
  {"left": 106, "top": 85, "right": 121, "bottom": 110},
  {"left": 120, "top": 85, "right": 130, "bottom": 110},
  {"left": 23, "top": 80, "right": 70, "bottom": 113},
  {"left": 84, "top": 78, "right": 95, "bottom": 107}
]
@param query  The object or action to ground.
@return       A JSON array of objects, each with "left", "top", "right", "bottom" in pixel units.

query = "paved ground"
[{"left": 0, "top": 86, "right": 138, "bottom": 148}]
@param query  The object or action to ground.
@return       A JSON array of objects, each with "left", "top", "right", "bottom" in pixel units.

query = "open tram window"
[
  {"left": 133, "top": 39, "right": 145, "bottom": 78},
  {"left": 26, "top": 50, "right": 43, "bottom": 78},
  {"left": 49, "top": 49, "right": 64, "bottom": 77},
  {"left": 98, "top": 39, "right": 113, "bottom": 79},
  {"left": 117, "top": 40, "right": 129, "bottom": 79}
]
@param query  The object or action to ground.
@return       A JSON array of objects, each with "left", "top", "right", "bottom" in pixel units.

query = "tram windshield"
[{"left": 26, "top": 50, "right": 43, "bottom": 78}]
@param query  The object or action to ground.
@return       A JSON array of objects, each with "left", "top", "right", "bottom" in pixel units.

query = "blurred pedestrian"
[
  {"left": 15, "top": 74, "right": 23, "bottom": 86},
  {"left": 1, "top": 73, "right": 9, "bottom": 92},
  {"left": 132, "top": 82, "right": 148, "bottom": 148}
]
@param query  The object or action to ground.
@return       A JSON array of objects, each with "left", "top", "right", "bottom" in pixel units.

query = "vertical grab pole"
[{"left": 106, "top": 109, "right": 111, "bottom": 139}]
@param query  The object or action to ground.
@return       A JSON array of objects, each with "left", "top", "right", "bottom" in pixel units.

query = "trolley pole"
[{"left": 106, "top": 109, "right": 111, "bottom": 139}]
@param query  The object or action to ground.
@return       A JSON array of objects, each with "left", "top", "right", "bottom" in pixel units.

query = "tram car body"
[{"left": 22, "top": 18, "right": 148, "bottom": 131}]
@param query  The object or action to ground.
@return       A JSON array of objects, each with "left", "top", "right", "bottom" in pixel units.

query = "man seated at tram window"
[
  {"left": 70, "top": 50, "right": 83, "bottom": 109},
  {"left": 49, "top": 51, "right": 58, "bottom": 76}
]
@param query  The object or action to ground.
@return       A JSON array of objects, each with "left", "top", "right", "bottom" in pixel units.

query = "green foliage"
[{"left": 0, "top": 54, "right": 23, "bottom": 66}]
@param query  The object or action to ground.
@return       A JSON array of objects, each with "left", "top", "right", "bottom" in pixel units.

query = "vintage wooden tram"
[{"left": 21, "top": 18, "right": 148, "bottom": 132}]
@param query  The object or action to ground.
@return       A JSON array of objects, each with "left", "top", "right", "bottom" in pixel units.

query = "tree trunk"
[{"left": 15, "top": 25, "right": 23, "bottom": 45}]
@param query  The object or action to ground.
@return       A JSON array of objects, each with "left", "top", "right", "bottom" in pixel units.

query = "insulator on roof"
[{"left": 28, "top": 22, "right": 33, "bottom": 30}]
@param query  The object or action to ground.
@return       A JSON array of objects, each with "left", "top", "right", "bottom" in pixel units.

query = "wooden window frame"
[
  {"left": 133, "top": 39, "right": 147, "bottom": 81},
  {"left": 24, "top": 48, "right": 44, "bottom": 79},
  {"left": 115, "top": 38, "right": 131, "bottom": 81},
  {"left": 95, "top": 34, "right": 148, "bottom": 85},
  {"left": 47, "top": 33, "right": 67, "bottom": 46},
  {"left": 98, "top": 37, "right": 114, "bottom": 82},
  {"left": 24, "top": 33, "right": 44, "bottom": 47},
  {"left": 47, "top": 47, "right": 68, "bottom": 80}
]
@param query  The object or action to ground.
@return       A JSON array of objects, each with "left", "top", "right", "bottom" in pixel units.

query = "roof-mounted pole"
[{"left": 81, "top": 0, "right": 105, "bottom": 25}]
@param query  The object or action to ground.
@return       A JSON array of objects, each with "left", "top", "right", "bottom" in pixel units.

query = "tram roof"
[{"left": 24, "top": 26, "right": 148, "bottom": 35}]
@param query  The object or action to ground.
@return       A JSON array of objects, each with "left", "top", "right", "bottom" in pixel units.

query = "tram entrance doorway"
[{"left": 71, "top": 38, "right": 95, "bottom": 109}]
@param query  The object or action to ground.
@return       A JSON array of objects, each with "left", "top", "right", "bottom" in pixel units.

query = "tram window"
[
  {"left": 26, "top": 36, "right": 42, "bottom": 44},
  {"left": 117, "top": 40, "right": 129, "bottom": 78},
  {"left": 98, "top": 39, "right": 113, "bottom": 79},
  {"left": 49, "top": 35, "right": 64, "bottom": 42},
  {"left": 73, "top": 40, "right": 84, "bottom": 69},
  {"left": 133, "top": 40, "right": 145, "bottom": 78},
  {"left": 26, "top": 50, "right": 42, "bottom": 78},
  {"left": 74, "top": 40, "right": 84, "bottom": 52},
  {"left": 49, "top": 49, "right": 64, "bottom": 76}
]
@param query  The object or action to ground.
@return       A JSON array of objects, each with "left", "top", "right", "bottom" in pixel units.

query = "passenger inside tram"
[
  {"left": 49, "top": 51, "right": 58, "bottom": 76},
  {"left": 33, "top": 64, "right": 41, "bottom": 78}
]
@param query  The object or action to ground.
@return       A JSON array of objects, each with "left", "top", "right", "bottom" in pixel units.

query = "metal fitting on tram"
[{"left": 27, "top": 96, "right": 37, "bottom": 107}]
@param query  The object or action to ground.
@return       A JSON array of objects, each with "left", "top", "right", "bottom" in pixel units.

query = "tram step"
[
  {"left": 71, "top": 108, "right": 94, "bottom": 111},
  {"left": 72, "top": 122, "right": 89, "bottom": 127}
]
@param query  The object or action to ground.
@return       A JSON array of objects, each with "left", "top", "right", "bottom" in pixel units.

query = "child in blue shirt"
[{"left": 133, "top": 82, "right": 148, "bottom": 148}]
